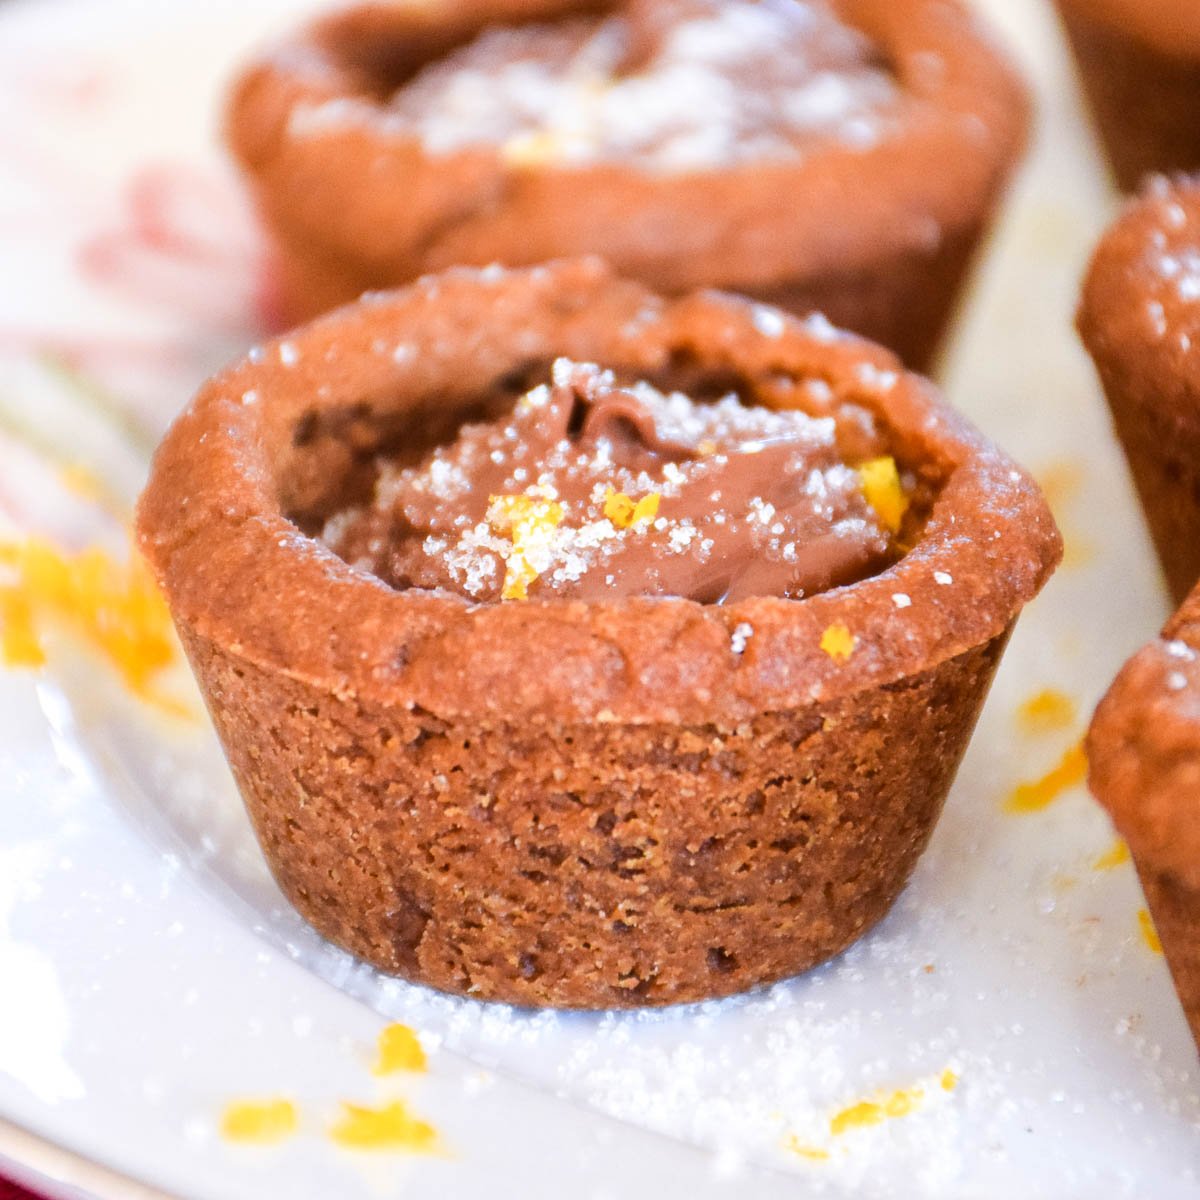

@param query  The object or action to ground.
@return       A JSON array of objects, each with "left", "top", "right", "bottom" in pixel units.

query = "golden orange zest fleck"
[
  {"left": 59, "top": 464, "right": 107, "bottom": 503},
  {"left": 858, "top": 456, "right": 909, "bottom": 535},
  {"left": 1003, "top": 741, "right": 1088, "bottom": 814},
  {"left": 1037, "top": 459, "right": 1084, "bottom": 515},
  {"left": 1062, "top": 536, "right": 1096, "bottom": 570},
  {"left": 220, "top": 1098, "right": 298, "bottom": 1145},
  {"left": 372, "top": 1023, "right": 427, "bottom": 1076},
  {"left": 1138, "top": 908, "right": 1163, "bottom": 955},
  {"left": 0, "top": 587, "right": 45, "bottom": 668},
  {"left": 782, "top": 1135, "right": 830, "bottom": 1161},
  {"left": 0, "top": 538, "right": 185, "bottom": 714},
  {"left": 830, "top": 1086, "right": 924, "bottom": 1136},
  {"left": 940, "top": 1069, "right": 958, "bottom": 1092},
  {"left": 329, "top": 1100, "right": 438, "bottom": 1153},
  {"left": 603, "top": 487, "right": 661, "bottom": 530},
  {"left": 502, "top": 129, "right": 562, "bottom": 167},
  {"left": 54, "top": 464, "right": 129, "bottom": 523},
  {"left": 487, "top": 494, "right": 564, "bottom": 601},
  {"left": 820, "top": 622, "right": 856, "bottom": 663},
  {"left": 1017, "top": 688, "right": 1077, "bottom": 735},
  {"left": 1093, "top": 839, "right": 1131, "bottom": 872}
]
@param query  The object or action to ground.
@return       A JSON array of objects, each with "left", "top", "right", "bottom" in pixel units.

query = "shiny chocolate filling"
[{"left": 322, "top": 358, "right": 915, "bottom": 604}]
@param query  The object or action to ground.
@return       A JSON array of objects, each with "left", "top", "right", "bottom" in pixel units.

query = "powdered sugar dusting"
[
  {"left": 752, "top": 305, "right": 786, "bottom": 339},
  {"left": 1153, "top": 247, "right": 1200, "bottom": 304},
  {"left": 323, "top": 357, "right": 900, "bottom": 603},
  {"left": 342, "top": 0, "right": 898, "bottom": 171},
  {"left": 1147, "top": 300, "right": 1168, "bottom": 339},
  {"left": 1165, "top": 639, "right": 1197, "bottom": 662}
]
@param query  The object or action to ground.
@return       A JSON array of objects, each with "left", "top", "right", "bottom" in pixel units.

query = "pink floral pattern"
[{"left": 0, "top": 53, "right": 283, "bottom": 537}]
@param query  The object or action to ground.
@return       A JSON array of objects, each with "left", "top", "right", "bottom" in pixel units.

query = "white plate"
[{"left": 0, "top": 1, "right": 1197, "bottom": 1197}]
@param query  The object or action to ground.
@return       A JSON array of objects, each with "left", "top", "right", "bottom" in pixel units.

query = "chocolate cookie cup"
[
  {"left": 1056, "top": 0, "right": 1200, "bottom": 191},
  {"left": 1088, "top": 594, "right": 1200, "bottom": 1053},
  {"left": 1078, "top": 176, "right": 1200, "bottom": 606},
  {"left": 137, "top": 260, "right": 1060, "bottom": 1009},
  {"left": 226, "top": 0, "right": 1030, "bottom": 372}
]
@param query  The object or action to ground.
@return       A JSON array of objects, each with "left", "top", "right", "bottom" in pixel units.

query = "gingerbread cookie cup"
[
  {"left": 1078, "top": 177, "right": 1200, "bottom": 606},
  {"left": 137, "top": 261, "right": 1060, "bottom": 1009},
  {"left": 226, "top": 0, "right": 1030, "bottom": 371},
  {"left": 1056, "top": 0, "right": 1200, "bottom": 191},
  {"left": 1088, "top": 591, "right": 1200, "bottom": 1053}
]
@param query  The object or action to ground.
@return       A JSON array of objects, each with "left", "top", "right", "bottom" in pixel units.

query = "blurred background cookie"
[{"left": 226, "top": 0, "right": 1030, "bottom": 371}]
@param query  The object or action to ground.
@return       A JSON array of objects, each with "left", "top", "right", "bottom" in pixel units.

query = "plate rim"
[{"left": 0, "top": 1114, "right": 184, "bottom": 1200}]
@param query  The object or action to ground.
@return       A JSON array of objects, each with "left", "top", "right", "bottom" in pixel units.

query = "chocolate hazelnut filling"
[
  {"left": 356, "top": 0, "right": 900, "bottom": 170},
  {"left": 323, "top": 357, "right": 917, "bottom": 604}
]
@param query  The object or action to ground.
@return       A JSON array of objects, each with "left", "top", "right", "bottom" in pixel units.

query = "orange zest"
[
  {"left": 1003, "top": 741, "right": 1087, "bottom": 814},
  {"left": 0, "top": 585, "right": 44, "bottom": 667},
  {"left": 1138, "top": 908, "right": 1163, "bottom": 955},
  {"left": 820, "top": 622, "right": 856, "bottom": 663},
  {"left": 782, "top": 1136, "right": 830, "bottom": 1161},
  {"left": 329, "top": 1100, "right": 438, "bottom": 1153},
  {"left": 1017, "top": 688, "right": 1077, "bottom": 735},
  {"left": 0, "top": 537, "right": 184, "bottom": 714},
  {"left": 858, "top": 456, "right": 908, "bottom": 534},
  {"left": 787, "top": 1070, "right": 956, "bottom": 1159},
  {"left": 603, "top": 488, "right": 660, "bottom": 530},
  {"left": 487, "top": 493, "right": 564, "bottom": 601},
  {"left": 372, "top": 1023, "right": 427, "bottom": 1076},
  {"left": 1092, "top": 840, "right": 1130, "bottom": 871},
  {"left": 830, "top": 1086, "right": 924, "bottom": 1136},
  {"left": 220, "top": 1098, "right": 298, "bottom": 1145}
]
